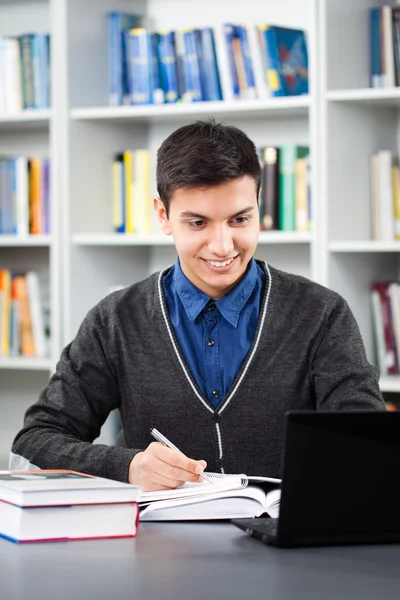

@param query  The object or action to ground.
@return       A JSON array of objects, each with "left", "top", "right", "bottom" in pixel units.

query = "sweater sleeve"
[
  {"left": 311, "top": 294, "right": 387, "bottom": 411},
  {"left": 11, "top": 303, "right": 141, "bottom": 483}
]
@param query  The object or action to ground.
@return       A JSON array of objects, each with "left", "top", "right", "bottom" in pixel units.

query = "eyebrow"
[{"left": 179, "top": 206, "right": 256, "bottom": 220}]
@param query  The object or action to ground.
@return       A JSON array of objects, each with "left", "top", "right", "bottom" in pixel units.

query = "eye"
[
  {"left": 189, "top": 220, "right": 205, "bottom": 228},
  {"left": 232, "top": 216, "right": 249, "bottom": 224}
]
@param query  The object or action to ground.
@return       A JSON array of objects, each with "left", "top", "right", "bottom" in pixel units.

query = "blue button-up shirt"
[{"left": 162, "top": 258, "right": 264, "bottom": 408}]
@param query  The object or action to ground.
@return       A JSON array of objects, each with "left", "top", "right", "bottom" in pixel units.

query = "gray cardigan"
[{"left": 11, "top": 261, "right": 386, "bottom": 481}]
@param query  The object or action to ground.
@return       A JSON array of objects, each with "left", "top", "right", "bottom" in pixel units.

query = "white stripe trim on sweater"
[{"left": 158, "top": 262, "right": 272, "bottom": 469}]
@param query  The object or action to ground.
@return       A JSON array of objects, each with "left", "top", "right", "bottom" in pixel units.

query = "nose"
[{"left": 207, "top": 225, "right": 234, "bottom": 258}]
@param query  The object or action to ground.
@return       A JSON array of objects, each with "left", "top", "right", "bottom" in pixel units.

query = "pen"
[{"left": 150, "top": 427, "right": 214, "bottom": 485}]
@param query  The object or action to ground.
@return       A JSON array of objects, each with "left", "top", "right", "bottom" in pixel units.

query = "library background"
[{"left": 0, "top": 0, "right": 399, "bottom": 469}]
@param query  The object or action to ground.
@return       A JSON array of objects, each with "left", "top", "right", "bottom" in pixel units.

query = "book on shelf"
[
  {"left": 139, "top": 472, "right": 281, "bottom": 521},
  {"left": 371, "top": 280, "right": 400, "bottom": 376},
  {"left": 370, "top": 151, "right": 400, "bottom": 241},
  {"left": 112, "top": 149, "right": 152, "bottom": 235},
  {"left": 257, "top": 25, "right": 309, "bottom": 97},
  {"left": 369, "top": 5, "right": 400, "bottom": 88},
  {"left": 259, "top": 145, "right": 311, "bottom": 232},
  {"left": 0, "top": 470, "right": 141, "bottom": 543},
  {"left": 0, "top": 269, "right": 49, "bottom": 358},
  {"left": 0, "top": 33, "right": 50, "bottom": 115},
  {"left": 106, "top": 12, "right": 308, "bottom": 106},
  {"left": 0, "top": 156, "right": 50, "bottom": 236}
]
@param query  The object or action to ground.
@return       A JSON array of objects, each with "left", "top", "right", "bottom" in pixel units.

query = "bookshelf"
[
  {"left": 2, "top": 0, "right": 398, "bottom": 465},
  {"left": 0, "top": 0, "right": 61, "bottom": 468}
]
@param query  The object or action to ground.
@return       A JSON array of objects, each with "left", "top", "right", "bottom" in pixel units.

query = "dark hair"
[{"left": 156, "top": 119, "right": 261, "bottom": 216}]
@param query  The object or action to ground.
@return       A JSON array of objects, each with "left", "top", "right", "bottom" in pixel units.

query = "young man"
[{"left": 11, "top": 120, "right": 385, "bottom": 491}]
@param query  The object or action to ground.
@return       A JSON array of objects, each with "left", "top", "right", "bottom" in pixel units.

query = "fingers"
[{"left": 128, "top": 443, "right": 208, "bottom": 492}]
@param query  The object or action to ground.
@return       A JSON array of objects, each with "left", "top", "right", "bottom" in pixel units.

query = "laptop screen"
[{"left": 278, "top": 411, "right": 400, "bottom": 544}]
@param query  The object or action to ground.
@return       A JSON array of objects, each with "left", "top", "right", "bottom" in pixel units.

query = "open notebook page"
[{"left": 140, "top": 472, "right": 247, "bottom": 504}]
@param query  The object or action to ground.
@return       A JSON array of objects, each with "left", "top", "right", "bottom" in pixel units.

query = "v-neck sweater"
[{"left": 11, "top": 261, "right": 385, "bottom": 482}]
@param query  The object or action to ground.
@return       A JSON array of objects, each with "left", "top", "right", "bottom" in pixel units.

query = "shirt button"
[
  {"left": 212, "top": 390, "right": 220, "bottom": 398},
  {"left": 208, "top": 304, "right": 216, "bottom": 312},
  {"left": 207, "top": 339, "right": 215, "bottom": 347},
  {"left": 213, "top": 413, "right": 221, "bottom": 423}
]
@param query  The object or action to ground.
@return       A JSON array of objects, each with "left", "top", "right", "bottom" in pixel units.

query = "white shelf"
[
  {"left": 0, "top": 235, "right": 52, "bottom": 247},
  {"left": 0, "top": 357, "right": 52, "bottom": 371},
  {"left": 70, "top": 96, "right": 310, "bottom": 124},
  {"left": 72, "top": 231, "right": 313, "bottom": 247},
  {"left": 327, "top": 88, "right": 400, "bottom": 107},
  {"left": 380, "top": 377, "right": 400, "bottom": 393},
  {"left": 258, "top": 231, "right": 313, "bottom": 244},
  {"left": 0, "top": 109, "right": 51, "bottom": 130},
  {"left": 329, "top": 241, "right": 400, "bottom": 253},
  {"left": 72, "top": 233, "right": 174, "bottom": 246}
]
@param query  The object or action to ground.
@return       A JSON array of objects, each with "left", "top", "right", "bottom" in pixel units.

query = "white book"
[
  {"left": 377, "top": 151, "right": 395, "bottom": 241},
  {"left": 246, "top": 23, "right": 269, "bottom": 99},
  {"left": 371, "top": 289, "right": 387, "bottom": 374},
  {"left": 15, "top": 157, "right": 29, "bottom": 236},
  {"left": 26, "top": 271, "right": 47, "bottom": 357},
  {"left": 140, "top": 472, "right": 281, "bottom": 521},
  {"left": 0, "top": 470, "right": 141, "bottom": 543},
  {"left": 0, "top": 469, "right": 141, "bottom": 507},
  {"left": 389, "top": 282, "right": 400, "bottom": 370},
  {"left": 212, "top": 24, "right": 234, "bottom": 102},
  {"left": 370, "top": 154, "right": 380, "bottom": 240},
  {"left": 7, "top": 38, "right": 22, "bottom": 114},
  {"left": 382, "top": 6, "right": 396, "bottom": 88}
]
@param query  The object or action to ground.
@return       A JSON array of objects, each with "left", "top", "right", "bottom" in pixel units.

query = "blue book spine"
[
  {"left": 108, "top": 12, "right": 141, "bottom": 106},
  {"left": 158, "top": 32, "right": 179, "bottom": 103},
  {"left": 237, "top": 25, "right": 257, "bottom": 99},
  {"left": 370, "top": 8, "right": 382, "bottom": 88},
  {"left": 108, "top": 13, "right": 121, "bottom": 105},
  {"left": 197, "top": 28, "right": 222, "bottom": 101},
  {"left": 31, "top": 35, "right": 42, "bottom": 109},
  {"left": 36, "top": 34, "right": 50, "bottom": 109},
  {"left": 223, "top": 24, "right": 240, "bottom": 98},
  {"left": 150, "top": 32, "right": 164, "bottom": 104},
  {"left": 262, "top": 27, "right": 284, "bottom": 97},
  {"left": 128, "top": 29, "right": 152, "bottom": 105},
  {"left": 12, "top": 158, "right": 17, "bottom": 234},
  {"left": 183, "top": 30, "right": 203, "bottom": 101},
  {"left": 2, "top": 160, "right": 14, "bottom": 235}
]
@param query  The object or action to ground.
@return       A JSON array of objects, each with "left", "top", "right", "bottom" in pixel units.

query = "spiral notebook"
[{"left": 139, "top": 473, "right": 281, "bottom": 521}]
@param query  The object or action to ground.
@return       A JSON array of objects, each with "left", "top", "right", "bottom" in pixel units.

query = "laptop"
[{"left": 232, "top": 410, "right": 400, "bottom": 548}]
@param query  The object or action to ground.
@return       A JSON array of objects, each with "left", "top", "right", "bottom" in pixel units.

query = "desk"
[{"left": 1, "top": 522, "right": 400, "bottom": 600}]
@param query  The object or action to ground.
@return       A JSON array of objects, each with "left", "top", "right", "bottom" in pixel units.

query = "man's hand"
[{"left": 128, "top": 442, "right": 207, "bottom": 491}]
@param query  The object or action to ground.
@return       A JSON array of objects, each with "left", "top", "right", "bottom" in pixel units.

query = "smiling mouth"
[{"left": 203, "top": 256, "right": 238, "bottom": 268}]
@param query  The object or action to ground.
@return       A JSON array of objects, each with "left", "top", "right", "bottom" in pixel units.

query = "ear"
[{"left": 153, "top": 197, "right": 172, "bottom": 235}]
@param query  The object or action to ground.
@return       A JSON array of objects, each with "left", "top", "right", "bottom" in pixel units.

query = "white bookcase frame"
[{"left": 1, "top": 0, "right": 398, "bottom": 464}]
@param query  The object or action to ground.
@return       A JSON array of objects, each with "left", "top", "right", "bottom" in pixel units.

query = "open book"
[{"left": 139, "top": 473, "right": 281, "bottom": 521}]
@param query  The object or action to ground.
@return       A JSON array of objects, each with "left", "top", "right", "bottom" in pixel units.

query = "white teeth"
[{"left": 207, "top": 257, "right": 235, "bottom": 267}]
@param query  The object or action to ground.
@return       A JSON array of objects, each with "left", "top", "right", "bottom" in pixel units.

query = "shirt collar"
[{"left": 173, "top": 258, "right": 259, "bottom": 327}]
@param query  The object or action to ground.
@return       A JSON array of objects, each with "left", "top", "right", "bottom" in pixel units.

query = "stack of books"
[
  {"left": 0, "top": 470, "right": 141, "bottom": 543},
  {"left": 0, "top": 156, "right": 50, "bottom": 236},
  {"left": 108, "top": 11, "right": 309, "bottom": 106},
  {"left": 0, "top": 33, "right": 51, "bottom": 115}
]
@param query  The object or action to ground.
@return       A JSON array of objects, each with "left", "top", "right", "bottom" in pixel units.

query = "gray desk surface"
[{"left": 1, "top": 522, "right": 400, "bottom": 600}]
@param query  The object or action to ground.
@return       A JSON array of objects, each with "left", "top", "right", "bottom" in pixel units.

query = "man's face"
[{"left": 154, "top": 176, "right": 260, "bottom": 300}]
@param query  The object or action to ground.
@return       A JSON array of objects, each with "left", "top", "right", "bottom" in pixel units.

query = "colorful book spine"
[
  {"left": 195, "top": 28, "right": 222, "bottom": 101},
  {"left": 108, "top": 12, "right": 141, "bottom": 106},
  {"left": 19, "top": 34, "right": 35, "bottom": 109},
  {"left": 279, "top": 145, "right": 309, "bottom": 231},
  {"left": 182, "top": 30, "right": 203, "bottom": 102},
  {"left": 128, "top": 28, "right": 153, "bottom": 105},
  {"left": 258, "top": 25, "right": 284, "bottom": 97},
  {"left": 158, "top": 31, "right": 179, "bottom": 103},
  {"left": 236, "top": 25, "right": 257, "bottom": 99},
  {"left": 223, "top": 25, "right": 240, "bottom": 99}
]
